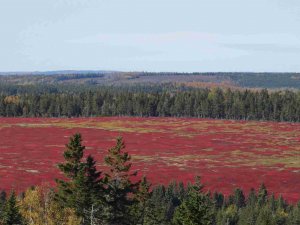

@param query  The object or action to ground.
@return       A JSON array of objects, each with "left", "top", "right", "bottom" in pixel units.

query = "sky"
[{"left": 1, "top": 0, "right": 300, "bottom": 72}]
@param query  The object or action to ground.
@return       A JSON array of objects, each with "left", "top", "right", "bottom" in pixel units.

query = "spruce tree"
[
  {"left": 255, "top": 205, "right": 276, "bottom": 225},
  {"left": 233, "top": 188, "right": 246, "bottom": 209},
  {"left": 287, "top": 202, "right": 300, "bottom": 225},
  {"left": 247, "top": 188, "right": 257, "bottom": 208},
  {"left": 103, "top": 136, "right": 139, "bottom": 225},
  {"left": 172, "top": 177, "right": 215, "bottom": 225},
  {"left": 257, "top": 183, "right": 268, "bottom": 207},
  {"left": 56, "top": 133, "right": 104, "bottom": 224},
  {"left": 212, "top": 192, "right": 224, "bottom": 210},
  {"left": 2, "top": 191, "right": 23, "bottom": 225},
  {"left": 143, "top": 185, "right": 169, "bottom": 225},
  {"left": 130, "top": 176, "right": 151, "bottom": 225},
  {"left": 216, "top": 205, "right": 239, "bottom": 225},
  {"left": 0, "top": 191, "right": 7, "bottom": 219}
]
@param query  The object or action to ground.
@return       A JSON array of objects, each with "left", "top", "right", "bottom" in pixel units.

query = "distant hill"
[
  {"left": 0, "top": 70, "right": 115, "bottom": 76},
  {"left": 1, "top": 71, "right": 300, "bottom": 89}
]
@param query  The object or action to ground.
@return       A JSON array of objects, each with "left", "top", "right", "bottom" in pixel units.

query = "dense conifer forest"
[
  {"left": 0, "top": 134, "right": 299, "bottom": 225},
  {"left": 1, "top": 72, "right": 300, "bottom": 89},
  {"left": 1, "top": 83, "right": 300, "bottom": 122}
]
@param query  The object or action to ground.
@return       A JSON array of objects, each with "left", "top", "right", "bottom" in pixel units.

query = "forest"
[
  {"left": 0, "top": 133, "right": 299, "bottom": 225},
  {"left": 1, "top": 72, "right": 300, "bottom": 89},
  {"left": 1, "top": 84, "right": 300, "bottom": 122}
]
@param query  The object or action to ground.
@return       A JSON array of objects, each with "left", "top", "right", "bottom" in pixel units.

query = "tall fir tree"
[
  {"left": 56, "top": 133, "right": 104, "bottom": 224},
  {"left": 103, "top": 136, "right": 139, "bottom": 225}
]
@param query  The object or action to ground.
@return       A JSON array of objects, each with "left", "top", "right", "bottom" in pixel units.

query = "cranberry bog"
[{"left": 0, "top": 117, "right": 299, "bottom": 202}]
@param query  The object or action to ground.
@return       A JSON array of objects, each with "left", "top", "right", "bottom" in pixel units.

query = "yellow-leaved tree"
[{"left": 20, "top": 185, "right": 81, "bottom": 225}]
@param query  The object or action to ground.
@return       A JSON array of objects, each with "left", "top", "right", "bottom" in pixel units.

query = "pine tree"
[{"left": 2, "top": 191, "right": 23, "bottom": 225}]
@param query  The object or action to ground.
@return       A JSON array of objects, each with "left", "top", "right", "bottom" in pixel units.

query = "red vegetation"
[{"left": 0, "top": 117, "right": 299, "bottom": 202}]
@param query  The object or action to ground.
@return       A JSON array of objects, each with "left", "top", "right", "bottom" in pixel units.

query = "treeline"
[
  {"left": 1, "top": 87, "right": 300, "bottom": 122},
  {"left": 0, "top": 134, "right": 299, "bottom": 225},
  {"left": 0, "top": 83, "right": 189, "bottom": 95},
  {"left": 2, "top": 72, "right": 300, "bottom": 89}
]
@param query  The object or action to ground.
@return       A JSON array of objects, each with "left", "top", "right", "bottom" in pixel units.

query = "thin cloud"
[
  {"left": 223, "top": 43, "right": 300, "bottom": 53},
  {"left": 67, "top": 32, "right": 216, "bottom": 45}
]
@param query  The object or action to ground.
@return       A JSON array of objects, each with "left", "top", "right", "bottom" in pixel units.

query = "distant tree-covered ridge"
[
  {"left": 0, "top": 134, "right": 299, "bottom": 224},
  {"left": 2, "top": 71, "right": 300, "bottom": 89},
  {"left": 1, "top": 86, "right": 300, "bottom": 122}
]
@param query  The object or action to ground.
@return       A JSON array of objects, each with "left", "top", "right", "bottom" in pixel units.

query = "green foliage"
[
  {"left": 143, "top": 185, "right": 170, "bottom": 225},
  {"left": 130, "top": 176, "right": 151, "bottom": 225},
  {"left": 1, "top": 191, "right": 23, "bottom": 225},
  {"left": 55, "top": 133, "right": 104, "bottom": 224},
  {"left": 2, "top": 84, "right": 300, "bottom": 122},
  {"left": 58, "top": 133, "right": 85, "bottom": 179},
  {"left": 216, "top": 205, "right": 239, "bottom": 225},
  {"left": 233, "top": 188, "right": 246, "bottom": 209},
  {"left": 255, "top": 205, "right": 276, "bottom": 225},
  {"left": 257, "top": 183, "right": 268, "bottom": 207},
  {"left": 102, "top": 136, "right": 139, "bottom": 225},
  {"left": 213, "top": 192, "right": 225, "bottom": 210},
  {"left": 172, "top": 178, "right": 214, "bottom": 225},
  {"left": 287, "top": 203, "right": 300, "bottom": 225},
  {"left": 0, "top": 191, "right": 7, "bottom": 218}
]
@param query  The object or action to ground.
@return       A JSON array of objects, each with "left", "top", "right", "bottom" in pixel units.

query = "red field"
[{"left": 0, "top": 117, "right": 299, "bottom": 202}]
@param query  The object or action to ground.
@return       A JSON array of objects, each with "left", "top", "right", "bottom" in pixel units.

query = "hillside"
[{"left": 1, "top": 71, "right": 300, "bottom": 89}]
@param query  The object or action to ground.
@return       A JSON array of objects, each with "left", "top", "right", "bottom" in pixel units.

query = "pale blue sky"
[{"left": 1, "top": 0, "right": 300, "bottom": 72}]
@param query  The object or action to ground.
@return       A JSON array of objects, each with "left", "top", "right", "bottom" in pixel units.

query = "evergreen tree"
[
  {"left": 287, "top": 202, "right": 300, "bottom": 225},
  {"left": 0, "top": 191, "right": 7, "bottom": 218},
  {"left": 233, "top": 188, "right": 246, "bottom": 209},
  {"left": 255, "top": 205, "right": 276, "bottom": 225},
  {"left": 2, "top": 191, "right": 23, "bottom": 225},
  {"left": 56, "top": 133, "right": 104, "bottom": 224},
  {"left": 247, "top": 188, "right": 257, "bottom": 208},
  {"left": 143, "top": 185, "right": 169, "bottom": 225},
  {"left": 103, "top": 136, "right": 139, "bottom": 225},
  {"left": 172, "top": 178, "right": 215, "bottom": 225},
  {"left": 257, "top": 183, "right": 268, "bottom": 207},
  {"left": 216, "top": 205, "right": 239, "bottom": 225},
  {"left": 130, "top": 176, "right": 151, "bottom": 225},
  {"left": 212, "top": 192, "right": 224, "bottom": 210},
  {"left": 237, "top": 206, "right": 257, "bottom": 225}
]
